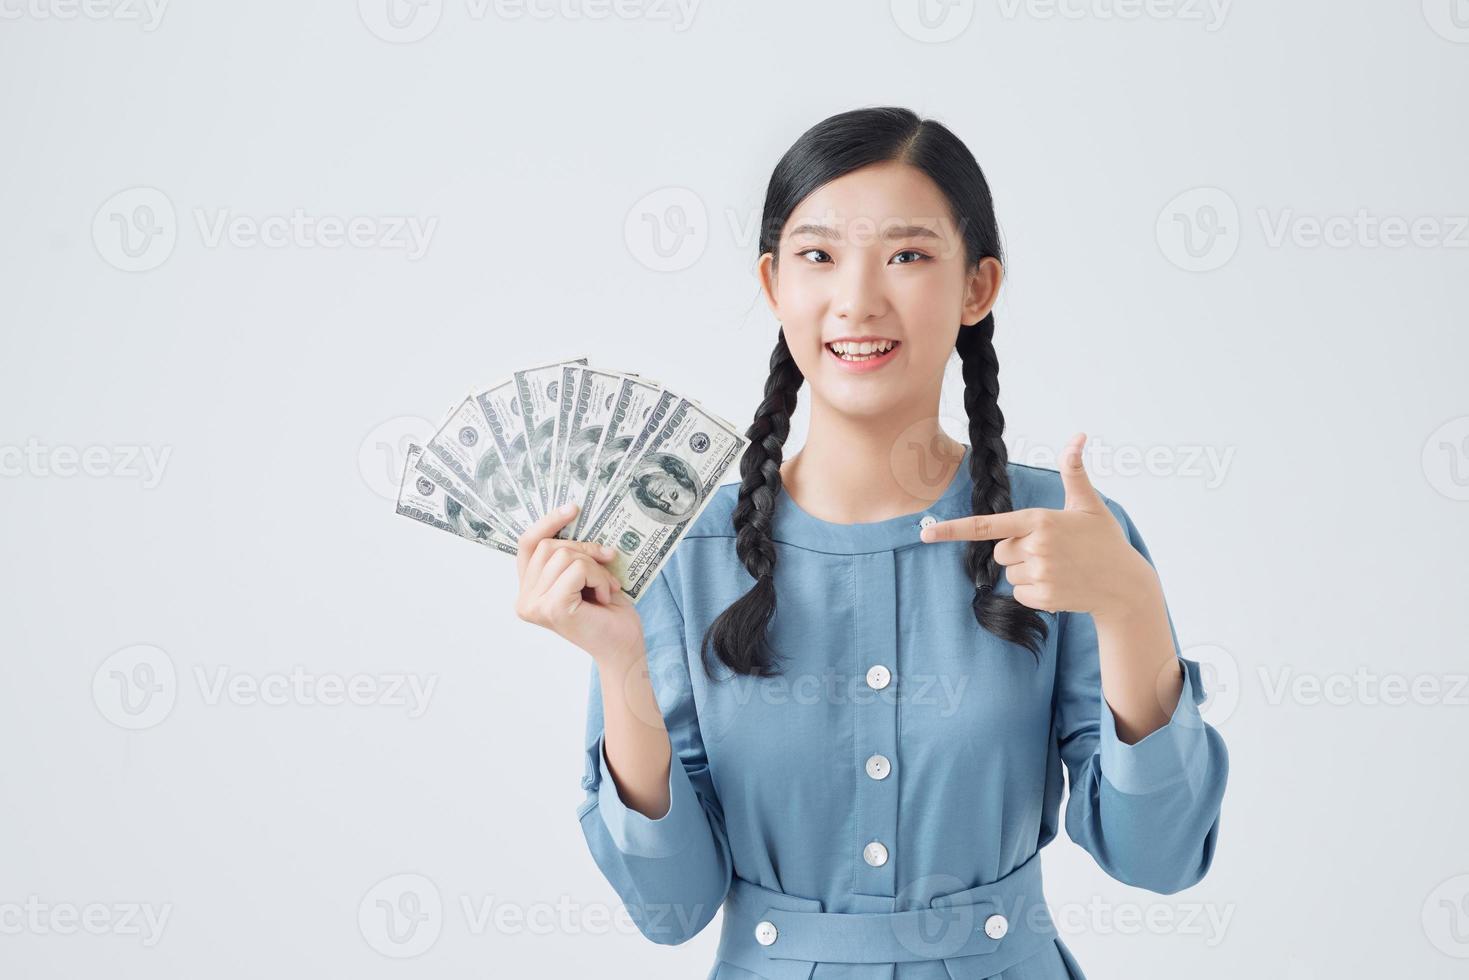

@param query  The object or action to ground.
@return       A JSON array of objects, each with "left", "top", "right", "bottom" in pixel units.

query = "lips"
[{"left": 825, "top": 338, "right": 900, "bottom": 360}]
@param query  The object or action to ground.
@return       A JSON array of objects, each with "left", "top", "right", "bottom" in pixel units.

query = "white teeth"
[{"left": 828, "top": 339, "right": 897, "bottom": 360}]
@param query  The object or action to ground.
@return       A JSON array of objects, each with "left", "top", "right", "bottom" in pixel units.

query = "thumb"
[{"left": 1061, "top": 432, "right": 1103, "bottom": 511}]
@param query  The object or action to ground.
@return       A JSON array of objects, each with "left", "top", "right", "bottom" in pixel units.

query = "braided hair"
[{"left": 699, "top": 107, "right": 1049, "bottom": 680}]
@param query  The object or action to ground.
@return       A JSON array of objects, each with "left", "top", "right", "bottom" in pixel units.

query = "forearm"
[
  {"left": 1092, "top": 570, "right": 1183, "bottom": 744},
  {"left": 595, "top": 647, "right": 674, "bottom": 820}
]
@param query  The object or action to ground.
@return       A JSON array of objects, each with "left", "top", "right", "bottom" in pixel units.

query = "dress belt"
[{"left": 714, "top": 851, "right": 1057, "bottom": 980}]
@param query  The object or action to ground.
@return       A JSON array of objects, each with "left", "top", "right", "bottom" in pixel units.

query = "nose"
[{"left": 832, "top": 256, "right": 887, "bottom": 323}]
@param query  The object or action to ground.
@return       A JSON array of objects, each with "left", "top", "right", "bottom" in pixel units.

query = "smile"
[{"left": 825, "top": 338, "right": 901, "bottom": 371}]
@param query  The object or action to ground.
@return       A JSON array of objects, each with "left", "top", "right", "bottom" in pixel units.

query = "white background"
[{"left": 2, "top": 1, "right": 1467, "bottom": 977}]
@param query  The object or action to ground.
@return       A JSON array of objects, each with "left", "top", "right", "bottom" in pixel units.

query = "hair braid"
[
  {"left": 957, "top": 313, "right": 1050, "bottom": 657},
  {"left": 699, "top": 328, "right": 804, "bottom": 680}
]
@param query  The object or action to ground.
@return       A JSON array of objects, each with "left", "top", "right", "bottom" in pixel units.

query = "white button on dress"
[
  {"left": 754, "top": 920, "right": 778, "bottom": 946},
  {"left": 984, "top": 913, "right": 1009, "bottom": 939},
  {"left": 865, "top": 664, "right": 891, "bottom": 690},
  {"left": 919, "top": 513, "right": 937, "bottom": 528},
  {"left": 863, "top": 840, "right": 889, "bottom": 867},
  {"left": 865, "top": 754, "right": 891, "bottom": 780}
]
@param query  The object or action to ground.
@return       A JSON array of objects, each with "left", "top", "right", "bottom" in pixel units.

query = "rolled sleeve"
[
  {"left": 1098, "top": 656, "right": 1211, "bottom": 796},
  {"left": 592, "top": 731, "right": 705, "bottom": 858}
]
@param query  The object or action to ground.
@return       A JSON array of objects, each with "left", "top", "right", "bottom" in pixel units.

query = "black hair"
[{"left": 699, "top": 106, "right": 1049, "bottom": 680}]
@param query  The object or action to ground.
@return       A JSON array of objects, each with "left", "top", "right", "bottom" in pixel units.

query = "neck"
[{"left": 781, "top": 399, "right": 967, "bottom": 524}]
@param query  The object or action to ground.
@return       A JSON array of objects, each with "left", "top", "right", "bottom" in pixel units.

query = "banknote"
[
  {"left": 396, "top": 444, "right": 518, "bottom": 555},
  {"left": 580, "top": 395, "right": 746, "bottom": 600},
  {"left": 515, "top": 355, "right": 588, "bottom": 518},
  {"left": 392, "top": 357, "right": 748, "bottom": 601}
]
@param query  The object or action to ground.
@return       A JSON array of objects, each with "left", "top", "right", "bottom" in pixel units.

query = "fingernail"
[
  {"left": 560, "top": 503, "right": 577, "bottom": 514},
  {"left": 601, "top": 544, "right": 615, "bottom": 556}
]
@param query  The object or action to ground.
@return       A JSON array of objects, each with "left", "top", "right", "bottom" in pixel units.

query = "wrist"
[{"left": 1092, "top": 565, "right": 1164, "bottom": 627}]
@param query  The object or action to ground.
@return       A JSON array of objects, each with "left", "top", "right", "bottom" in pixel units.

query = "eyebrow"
[{"left": 786, "top": 223, "right": 943, "bottom": 242}]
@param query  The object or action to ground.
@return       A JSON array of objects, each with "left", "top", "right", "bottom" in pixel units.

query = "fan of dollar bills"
[{"left": 393, "top": 356, "right": 749, "bottom": 601}]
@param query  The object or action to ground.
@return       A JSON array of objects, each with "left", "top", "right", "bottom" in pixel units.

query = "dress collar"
[{"left": 770, "top": 445, "right": 975, "bottom": 555}]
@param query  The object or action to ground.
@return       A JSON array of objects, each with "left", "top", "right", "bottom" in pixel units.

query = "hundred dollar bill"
[
  {"left": 397, "top": 444, "right": 518, "bottom": 555},
  {"left": 568, "top": 374, "right": 669, "bottom": 540},
  {"left": 475, "top": 374, "right": 544, "bottom": 527},
  {"left": 581, "top": 396, "right": 747, "bottom": 600},
  {"left": 424, "top": 394, "right": 530, "bottom": 537},
  {"left": 515, "top": 355, "right": 588, "bottom": 519},
  {"left": 549, "top": 365, "right": 630, "bottom": 539}
]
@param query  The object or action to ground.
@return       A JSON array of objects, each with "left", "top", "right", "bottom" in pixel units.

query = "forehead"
[{"left": 781, "top": 160, "right": 956, "bottom": 243}]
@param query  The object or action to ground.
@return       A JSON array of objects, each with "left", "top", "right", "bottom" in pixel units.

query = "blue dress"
[{"left": 578, "top": 445, "right": 1228, "bottom": 979}]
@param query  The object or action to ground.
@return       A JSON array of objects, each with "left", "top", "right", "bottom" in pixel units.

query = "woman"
[{"left": 514, "top": 106, "right": 1229, "bottom": 979}]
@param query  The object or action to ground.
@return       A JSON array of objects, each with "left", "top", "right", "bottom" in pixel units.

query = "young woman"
[{"left": 515, "top": 107, "right": 1229, "bottom": 980}]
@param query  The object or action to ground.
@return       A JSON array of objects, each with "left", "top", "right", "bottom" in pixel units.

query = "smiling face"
[{"left": 757, "top": 159, "right": 1002, "bottom": 421}]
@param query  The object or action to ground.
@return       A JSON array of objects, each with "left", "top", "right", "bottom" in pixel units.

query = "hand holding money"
[
  {"left": 511, "top": 501, "right": 646, "bottom": 663},
  {"left": 392, "top": 355, "right": 748, "bottom": 602}
]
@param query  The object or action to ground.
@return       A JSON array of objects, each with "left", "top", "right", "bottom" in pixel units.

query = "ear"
[
  {"left": 961, "top": 256, "right": 1004, "bottom": 324},
  {"left": 757, "top": 251, "right": 780, "bottom": 317}
]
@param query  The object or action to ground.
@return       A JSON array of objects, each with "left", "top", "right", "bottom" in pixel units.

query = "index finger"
[
  {"left": 515, "top": 502, "right": 581, "bottom": 575},
  {"left": 919, "top": 509, "right": 1037, "bottom": 544}
]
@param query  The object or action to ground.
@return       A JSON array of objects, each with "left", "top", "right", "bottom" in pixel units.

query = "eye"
[
  {"left": 795, "top": 248, "right": 832, "bottom": 264},
  {"left": 891, "top": 249, "right": 929, "bottom": 265}
]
